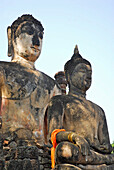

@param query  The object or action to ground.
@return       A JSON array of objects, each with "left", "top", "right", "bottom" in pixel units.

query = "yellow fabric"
[
  {"left": 68, "top": 132, "right": 74, "bottom": 143},
  {"left": 51, "top": 129, "right": 65, "bottom": 168}
]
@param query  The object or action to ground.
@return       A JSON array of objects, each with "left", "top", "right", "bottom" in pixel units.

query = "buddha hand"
[{"left": 68, "top": 132, "right": 90, "bottom": 156}]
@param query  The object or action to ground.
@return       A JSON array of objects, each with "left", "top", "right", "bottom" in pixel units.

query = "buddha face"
[
  {"left": 12, "top": 21, "right": 43, "bottom": 62},
  {"left": 70, "top": 63, "right": 92, "bottom": 91}
]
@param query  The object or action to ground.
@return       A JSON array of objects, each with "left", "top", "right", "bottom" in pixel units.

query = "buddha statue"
[
  {"left": 0, "top": 14, "right": 61, "bottom": 147},
  {"left": 46, "top": 45, "right": 114, "bottom": 169}
]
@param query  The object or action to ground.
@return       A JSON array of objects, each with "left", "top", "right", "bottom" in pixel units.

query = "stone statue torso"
[
  {"left": 0, "top": 61, "right": 60, "bottom": 143},
  {"left": 47, "top": 94, "right": 107, "bottom": 146},
  {"left": 0, "top": 62, "right": 56, "bottom": 100},
  {"left": 63, "top": 95, "right": 99, "bottom": 144}
]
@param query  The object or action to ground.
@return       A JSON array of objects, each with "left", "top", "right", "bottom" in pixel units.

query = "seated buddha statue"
[
  {"left": 46, "top": 45, "right": 114, "bottom": 169},
  {"left": 0, "top": 14, "right": 61, "bottom": 147}
]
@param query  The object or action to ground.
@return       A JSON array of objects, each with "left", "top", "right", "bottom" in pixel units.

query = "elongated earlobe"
[{"left": 7, "top": 26, "right": 13, "bottom": 57}]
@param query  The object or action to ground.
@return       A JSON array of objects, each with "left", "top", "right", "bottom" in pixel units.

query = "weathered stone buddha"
[
  {"left": 0, "top": 14, "right": 61, "bottom": 148},
  {"left": 46, "top": 46, "right": 114, "bottom": 169}
]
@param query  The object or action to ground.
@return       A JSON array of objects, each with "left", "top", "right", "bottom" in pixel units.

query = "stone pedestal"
[
  {"left": 54, "top": 164, "right": 81, "bottom": 170},
  {"left": 0, "top": 139, "right": 51, "bottom": 170},
  {"left": 0, "top": 145, "right": 40, "bottom": 170}
]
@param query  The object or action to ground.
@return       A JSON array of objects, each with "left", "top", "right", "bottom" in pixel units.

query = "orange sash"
[{"left": 51, "top": 129, "right": 65, "bottom": 168}]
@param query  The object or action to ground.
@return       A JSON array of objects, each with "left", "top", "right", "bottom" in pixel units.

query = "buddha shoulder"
[{"left": 0, "top": 62, "right": 39, "bottom": 99}]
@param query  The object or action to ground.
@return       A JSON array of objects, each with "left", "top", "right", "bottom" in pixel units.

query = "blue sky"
[{"left": 0, "top": 0, "right": 114, "bottom": 142}]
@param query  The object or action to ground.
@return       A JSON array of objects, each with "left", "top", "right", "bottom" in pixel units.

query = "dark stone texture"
[
  {"left": 0, "top": 160, "right": 5, "bottom": 170},
  {"left": 16, "top": 146, "right": 39, "bottom": 159},
  {"left": 6, "top": 159, "right": 40, "bottom": 170}
]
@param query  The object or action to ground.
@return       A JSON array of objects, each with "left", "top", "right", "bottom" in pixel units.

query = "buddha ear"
[
  {"left": 7, "top": 26, "right": 13, "bottom": 57},
  {"left": 65, "top": 73, "right": 70, "bottom": 86}
]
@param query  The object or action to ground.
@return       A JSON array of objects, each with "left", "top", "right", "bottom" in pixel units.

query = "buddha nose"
[{"left": 32, "top": 33, "right": 40, "bottom": 46}]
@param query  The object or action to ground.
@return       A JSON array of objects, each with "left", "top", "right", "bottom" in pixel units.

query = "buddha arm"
[
  {"left": 56, "top": 131, "right": 90, "bottom": 156},
  {"left": 97, "top": 108, "right": 112, "bottom": 153},
  {"left": 0, "top": 66, "right": 4, "bottom": 128},
  {"left": 47, "top": 96, "right": 64, "bottom": 143}
]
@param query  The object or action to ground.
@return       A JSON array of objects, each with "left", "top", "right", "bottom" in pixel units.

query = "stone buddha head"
[
  {"left": 64, "top": 45, "right": 92, "bottom": 93},
  {"left": 7, "top": 14, "right": 44, "bottom": 62}
]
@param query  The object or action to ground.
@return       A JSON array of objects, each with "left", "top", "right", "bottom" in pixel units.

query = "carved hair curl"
[{"left": 11, "top": 14, "right": 44, "bottom": 35}]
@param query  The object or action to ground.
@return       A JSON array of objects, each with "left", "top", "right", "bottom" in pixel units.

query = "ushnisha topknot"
[
  {"left": 11, "top": 14, "right": 44, "bottom": 36},
  {"left": 64, "top": 45, "right": 91, "bottom": 83},
  {"left": 72, "top": 44, "right": 82, "bottom": 59}
]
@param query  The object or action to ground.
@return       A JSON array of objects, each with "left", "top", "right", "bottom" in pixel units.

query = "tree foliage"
[{"left": 112, "top": 141, "right": 114, "bottom": 153}]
